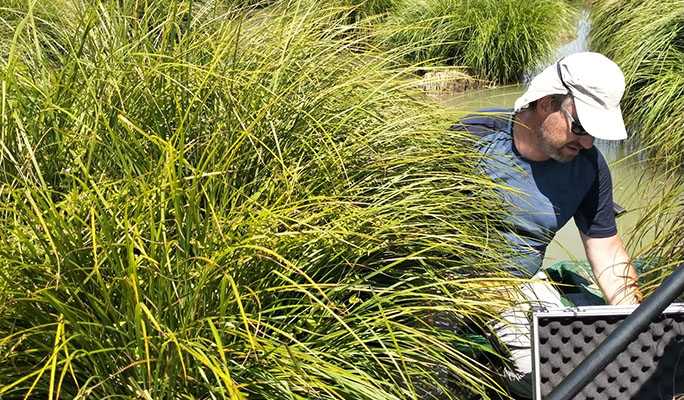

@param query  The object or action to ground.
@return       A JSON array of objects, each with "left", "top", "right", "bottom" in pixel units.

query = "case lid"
[{"left": 532, "top": 304, "right": 684, "bottom": 399}]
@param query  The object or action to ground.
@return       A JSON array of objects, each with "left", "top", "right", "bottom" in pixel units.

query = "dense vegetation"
[
  {"left": 380, "top": 0, "right": 575, "bottom": 83},
  {"left": 2, "top": 0, "right": 678, "bottom": 398},
  {"left": 590, "top": 0, "right": 684, "bottom": 166},
  {"left": 0, "top": 0, "right": 532, "bottom": 399},
  {"left": 238, "top": 0, "right": 578, "bottom": 83},
  {"left": 589, "top": 0, "right": 684, "bottom": 294}
]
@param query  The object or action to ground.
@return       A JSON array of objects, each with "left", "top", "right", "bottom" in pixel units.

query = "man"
[{"left": 452, "top": 52, "right": 642, "bottom": 398}]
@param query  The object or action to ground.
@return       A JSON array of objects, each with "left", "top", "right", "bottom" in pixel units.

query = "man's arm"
[{"left": 580, "top": 232, "right": 642, "bottom": 305}]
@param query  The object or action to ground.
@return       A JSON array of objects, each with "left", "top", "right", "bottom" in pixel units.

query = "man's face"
[{"left": 538, "top": 102, "right": 595, "bottom": 162}]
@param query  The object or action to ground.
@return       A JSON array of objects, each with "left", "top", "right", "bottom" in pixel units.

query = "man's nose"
[{"left": 579, "top": 134, "right": 595, "bottom": 149}]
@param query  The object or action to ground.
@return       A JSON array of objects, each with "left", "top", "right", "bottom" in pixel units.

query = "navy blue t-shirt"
[{"left": 450, "top": 109, "right": 617, "bottom": 275}]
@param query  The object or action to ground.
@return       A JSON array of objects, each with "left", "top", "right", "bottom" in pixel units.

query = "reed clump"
[
  {"left": 0, "top": 0, "right": 519, "bottom": 398},
  {"left": 378, "top": 0, "right": 575, "bottom": 83},
  {"left": 589, "top": 0, "right": 684, "bottom": 293},
  {"left": 623, "top": 171, "right": 683, "bottom": 298},
  {"left": 322, "top": 0, "right": 402, "bottom": 21},
  {"left": 589, "top": 0, "right": 684, "bottom": 166}
]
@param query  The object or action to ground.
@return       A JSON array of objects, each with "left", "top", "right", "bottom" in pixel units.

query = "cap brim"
[{"left": 574, "top": 97, "right": 627, "bottom": 140}]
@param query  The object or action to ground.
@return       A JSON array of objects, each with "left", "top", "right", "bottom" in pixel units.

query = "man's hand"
[{"left": 580, "top": 232, "right": 642, "bottom": 305}]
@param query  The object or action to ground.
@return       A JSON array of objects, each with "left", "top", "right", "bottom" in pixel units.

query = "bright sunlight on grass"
[{"left": 0, "top": 1, "right": 525, "bottom": 398}]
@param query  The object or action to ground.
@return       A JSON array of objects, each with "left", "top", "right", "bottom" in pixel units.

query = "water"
[
  {"left": 554, "top": 9, "right": 590, "bottom": 60},
  {"left": 524, "top": 9, "right": 591, "bottom": 82}
]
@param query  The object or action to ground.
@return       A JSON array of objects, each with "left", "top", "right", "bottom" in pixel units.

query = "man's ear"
[{"left": 536, "top": 95, "right": 555, "bottom": 117}]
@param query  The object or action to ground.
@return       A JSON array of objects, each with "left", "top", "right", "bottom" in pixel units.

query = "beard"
[{"left": 537, "top": 125, "right": 580, "bottom": 163}]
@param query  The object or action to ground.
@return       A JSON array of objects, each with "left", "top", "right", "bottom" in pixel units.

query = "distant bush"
[
  {"left": 329, "top": 0, "right": 403, "bottom": 20},
  {"left": 378, "top": 0, "right": 575, "bottom": 83}
]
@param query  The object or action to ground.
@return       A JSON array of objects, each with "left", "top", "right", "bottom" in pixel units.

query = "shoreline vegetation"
[
  {"left": 588, "top": 0, "right": 684, "bottom": 296},
  {"left": 0, "top": 0, "right": 680, "bottom": 399},
  {"left": 379, "top": 0, "right": 575, "bottom": 84},
  {"left": 589, "top": 0, "right": 683, "bottom": 167}
]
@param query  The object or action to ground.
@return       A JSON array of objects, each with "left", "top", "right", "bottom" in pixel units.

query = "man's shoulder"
[{"left": 448, "top": 107, "right": 514, "bottom": 138}]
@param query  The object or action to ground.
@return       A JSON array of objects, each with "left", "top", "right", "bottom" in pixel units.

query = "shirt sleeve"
[{"left": 574, "top": 150, "right": 618, "bottom": 238}]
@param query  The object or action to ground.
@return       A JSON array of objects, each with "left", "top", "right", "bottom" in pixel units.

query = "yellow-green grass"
[
  {"left": 377, "top": 0, "right": 576, "bottom": 83},
  {"left": 0, "top": 0, "right": 521, "bottom": 398},
  {"left": 589, "top": 0, "right": 684, "bottom": 295},
  {"left": 590, "top": 0, "right": 684, "bottom": 166}
]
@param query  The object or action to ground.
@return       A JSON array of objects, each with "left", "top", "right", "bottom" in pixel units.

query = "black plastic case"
[{"left": 532, "top": 304, "right": 684, "bottom": 399}]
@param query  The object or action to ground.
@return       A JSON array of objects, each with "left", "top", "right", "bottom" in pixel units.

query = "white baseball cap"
[{"left": 514, "top": 52, "right": 627, "bottom": 140}]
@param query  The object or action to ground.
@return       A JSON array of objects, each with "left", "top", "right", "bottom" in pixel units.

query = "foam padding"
[{"left": 535, "top": 308, "right": 684, "bottom": 399}]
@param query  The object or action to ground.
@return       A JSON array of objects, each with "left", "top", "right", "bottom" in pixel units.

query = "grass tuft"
[
  {"left": 377, "top": 0, "right": 575, "bottom": 83},
  {"left": 589, "top": 0, "right": 684, "bottom": 166},
  {"left": 589, "top": 0, "right": 684, "bottom": 296},
  {"left": 0, "top": 1, "right": 520, "bottom": 398}
]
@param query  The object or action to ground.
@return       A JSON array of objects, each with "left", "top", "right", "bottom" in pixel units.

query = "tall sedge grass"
[
  {"left": 0, "top": 0, "right": 521, "bottom": 398},
  {"left": 622, "top": 171, "right": 683, "bottom": 298},
  {"left": 320, "top": 0, "right": 403, "bottom": 22},
  {"left": 589, "top": 0, "right": 684, "bottom": 295},
  {"left": 378, "top": 0, "right": 575, "bottom": 83},
  {"left": 589, "top": 0, "right": 684, "bottom": 166}
]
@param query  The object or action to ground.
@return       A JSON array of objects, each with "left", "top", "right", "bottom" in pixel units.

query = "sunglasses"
[{"left": 560, "top": 104, "right": 590, "bottom": 136}]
